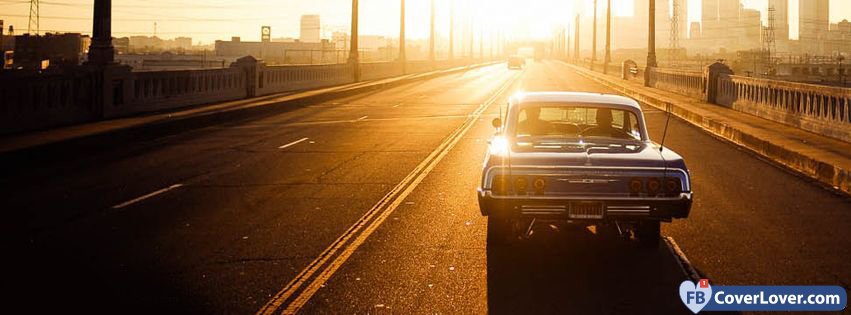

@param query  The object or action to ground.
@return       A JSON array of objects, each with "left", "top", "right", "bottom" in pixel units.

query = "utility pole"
[
  {"left": 349, "top": 0, "right": 360, "bottom": 80},
  {"left": 429, "top": 0, "right": 435, "bottom": 63},
  {"left": 592, "top": 0, "right": 597, "bottom": 68},
  {"left": 670, "top": 0, "right": 680, "bottom": 67},
  {"left": 400, "top": 0, "right": 406, "bottom": 71},
  {"left": 449, "top": 1, "right": 454, "bottom": 60},
  {"left": 645, "top": 0, "right": 658, "bottom": 87},
  {"left": 28, "top": 0, "right": 39, "bottom": 35},
  {"left": 574, "top": 14, "right": 580, "bottom": 62},
  {"left": 764, "top": 5, "right": 777, "bottom": 76},
  {"left": 604, "top": 0, "right": 611, "bottom": 74}
]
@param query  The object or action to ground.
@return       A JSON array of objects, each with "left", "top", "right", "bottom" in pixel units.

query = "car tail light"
[
  {"left": 646, "top": 177, "right": 661, "bottom": 195},
  {"left": 533, "top": 177, "right": 546, "bottom": 194},
  {"left": 665, "top": 178, "right": 681, "bottom": 194},
  {"left": 492, "top": 175, "right": 508, "bottom": 195},
  {"left": 629, "top": 178, "right": 643, "bottom": 194},
  {"left": 515, "top": 176, "right": 529, "bottom": 194}
]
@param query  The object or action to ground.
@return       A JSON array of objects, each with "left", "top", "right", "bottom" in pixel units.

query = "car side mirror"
[{"left": 492, "top": 118, "right": 501, "bottom": 129}]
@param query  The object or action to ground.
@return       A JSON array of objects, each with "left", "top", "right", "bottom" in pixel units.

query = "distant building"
[
  {"left": 300, "top": 15, "right": 321, "bottom": 43},
  {"left": 689, "top": 22, "right": 701, "bottom": 40},
  {"left": 798, "top": 0, "right": 829, "bottom": 54},
  {"left": 332, "top": 31, "right": 348, "bottom": 50},
  {"left": 13, "top": 33, "right": 88, "bottom": 69},
  {"left": 215, "top": 37, "right": 332, "bottom": 64},
  {"left": 128, "top": 36, "right": 193, "bottom": 53},
  {"left": 113, "top": 37, "right": 130, "bottom": 54},
  {"left": 768, "top": 0, "right": 790, "bottom": 42}
]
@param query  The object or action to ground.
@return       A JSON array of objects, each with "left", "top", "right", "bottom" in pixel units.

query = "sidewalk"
[
  {"left": 561, "top": 61, "right": 851, "bottom": 196},
  {"left": 0, "top": 63, "right": 494, "bottom": 155}
]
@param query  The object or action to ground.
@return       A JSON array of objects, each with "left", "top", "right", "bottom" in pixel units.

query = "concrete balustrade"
[
  {"left": 715, "top": 74, "right": 851, "bottom": 142},
  {"left": 0, "top": 71, "right": 97, "bottom": 133},
  {"left": 647, "top": 67, "right": 706, "bottom": 100},
  {"left": 258, "top": 63, "right": 354, "bottom": 96},
  {"left": 120, "top": 67, "right": 247, "bottom": 117},
  {"left": 0, "top": 56, "right": 492, "bottom": 135}
]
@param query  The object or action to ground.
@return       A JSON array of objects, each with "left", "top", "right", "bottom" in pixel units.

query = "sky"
[{"left": 0, "top": 0, "right": 849, "bottom": 44}]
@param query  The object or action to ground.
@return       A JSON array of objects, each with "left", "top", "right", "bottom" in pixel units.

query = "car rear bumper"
[{"left": 477, "top": 189, "right": 692, "bottom": 221}]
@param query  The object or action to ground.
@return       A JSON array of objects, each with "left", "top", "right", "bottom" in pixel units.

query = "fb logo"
[{"left": 679, "top": 279, "right": 713, "bottom": 314}]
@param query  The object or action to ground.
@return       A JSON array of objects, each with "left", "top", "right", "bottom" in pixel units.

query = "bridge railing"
[
  {"left": 125, "top": 67, "right": 247, "bottom": 116},
  {"left": 360, "top": 62, "right": 404, "bottom": 81},
  {"left": 647, "top": 67, "right": 706, "bottom": 99},
  {"left": 716, "top": 74, "right": 851, "bottom": 142},
  {"left": 1, "top": 56, "right": 496, "bottom": 135},
  {"left": 258, "top": 63, "right": 353, "bottom": 96},
  {"left": 0, "top": 70, "right": 96, "bottom": 133}
]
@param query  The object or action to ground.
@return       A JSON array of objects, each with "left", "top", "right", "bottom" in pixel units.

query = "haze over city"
[{"left": 2, "top": 0, "right": 850, "bottom": 43}]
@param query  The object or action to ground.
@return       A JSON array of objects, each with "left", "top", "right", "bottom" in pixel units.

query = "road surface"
[{"left": 2, "top": 61, "right": 849, "bottom": 314}]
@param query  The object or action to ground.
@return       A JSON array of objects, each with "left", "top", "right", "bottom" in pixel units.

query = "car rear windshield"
[{"left": 514, "top": 104, "right": 642, "bottom": 140}]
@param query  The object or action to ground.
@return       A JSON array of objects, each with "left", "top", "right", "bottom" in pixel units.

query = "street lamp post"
[
  {"left": 429, "top": 0, "right": 435, "bottom": 64},
  {"left": 839, "top": 55, "right": 846, "bottom": 85},
  {"left": 400, "top": 0, "right": 406, "bottom": 68},
  {"left": 591, "top": 0, "right": 597, "bottom": 69},
  {"left": 88, "top": 0, "right": 115, "bottom": 65},
  {"left": 449, "top": 1, "right": 454, "bottom": 61},
  {"left": 644, "top": 0, "right": 658, "bottom": 87},
  {"left": 349, "top": 0, "right": 360, "bottom": 80},
  {"left": 604, "top": 0, "right": 611, "bottom": 74},
  {"left": 574, "top": 14, "right": 580, "bottom": 62}
]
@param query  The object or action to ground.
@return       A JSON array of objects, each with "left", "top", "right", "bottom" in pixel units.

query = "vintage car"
[
  {"left": 478, "top": 92, "right": 692, "bottom": 247},
  {"left": 507, "top": 55, "right": 526, "bottom": 69}
]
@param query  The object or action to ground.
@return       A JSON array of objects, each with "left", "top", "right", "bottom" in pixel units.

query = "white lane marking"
[
  {"left": 112, "top": 184, "right": 184, "bottom": 209},
  {"left": 278, "top": 137, "right": 310, "bottom": 149},
  {"left": 664, "top": 236, "right": 702, "bottom": 282},
  {"left": 356, "top": 115, "right": 368, "bottom": 121}
]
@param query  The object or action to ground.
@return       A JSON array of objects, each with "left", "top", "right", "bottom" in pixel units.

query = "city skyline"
[{"left": 1, "top": 0, "right": 849, "bottom": 43}]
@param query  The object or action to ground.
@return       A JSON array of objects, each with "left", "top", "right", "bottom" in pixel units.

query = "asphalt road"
[{"left": 2, "top": 61, "right": 849, "bottom": 314}]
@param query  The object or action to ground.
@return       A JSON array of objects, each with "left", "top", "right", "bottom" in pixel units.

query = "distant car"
[
  {"left": 507, "top": 56, "right": 525, "bottom": 69},
  {"left": 478, "top": 92, "right": 692, "bottom": 247}
]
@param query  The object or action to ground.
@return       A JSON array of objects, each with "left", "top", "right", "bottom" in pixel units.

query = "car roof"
[{"left": 509, "top": 92, "right": 641, "bottom": 110}]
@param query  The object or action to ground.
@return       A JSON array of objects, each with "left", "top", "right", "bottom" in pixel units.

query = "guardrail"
[
  {"left": 126, "top": 67, "right": 247, "bottom": 115},
  {"left": 647, "top": 67, "right": 706, "bottom": 100},
  {"left": 0, "top": 70, "right": 96, "bottom": 133},
  {"left": 716, "top": 74, "right": 851, "bottom": 142},
  {"left": 0, "top": 56, "right": 496, "bottom": 135},
  {"left": 571, "top": 58, "right": 851, "bottom": 143}
]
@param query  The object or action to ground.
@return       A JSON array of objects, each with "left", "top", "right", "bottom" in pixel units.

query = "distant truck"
[{"left": 507, "top": 55, "right": 526, "bottom": 69}]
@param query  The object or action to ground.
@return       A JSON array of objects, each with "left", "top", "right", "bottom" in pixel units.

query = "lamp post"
[
  {"left": 644, "top": 0, "right": 658, "bottom": 87},
  {"left": 574, "top": 14, "right": 580, "bottom": 62},
  {"left": 429, "top": 0, "right": 435, "bottom": 64},
  {"left": 400, "top": 0, "right": 406, "bottom": 67},
  {"left": 349, "top": 0, "right": 360, "bottom": 78},
  {"left": 87, "top": 0, "right": 115, "bottom": 65},
  {"left": 839, "top": 55, "right": 846, "bottom": 85},
  {"left": 449, "top": 1, "right": 454, "bottom": 61},
  {"left": 591, "top": 0, "right": 597, "bottom": 69},
  {"left": 604, "top": 0, "right": 611, "bottom": 74}
]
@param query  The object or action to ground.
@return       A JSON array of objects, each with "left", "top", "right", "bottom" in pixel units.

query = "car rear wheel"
[
  {"left": 636, "top": 220, "right": 661, "bottom": 248},
  {"left": 487, "top": 215, "right": 514, "bottom": 246}
]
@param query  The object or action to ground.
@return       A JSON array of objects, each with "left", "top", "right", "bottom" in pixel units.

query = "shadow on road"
[{"left": 486, "top": 224, "right": 691, "bottom": 315}]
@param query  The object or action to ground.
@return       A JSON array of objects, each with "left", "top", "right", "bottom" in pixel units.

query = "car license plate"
[{"left": 569, "top": 202, "right": 605, "bottom": 219}]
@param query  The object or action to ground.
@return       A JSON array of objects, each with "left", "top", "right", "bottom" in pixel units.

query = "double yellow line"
[{"left": 256, "top": 69, "right": 521, "bottom": 315}]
